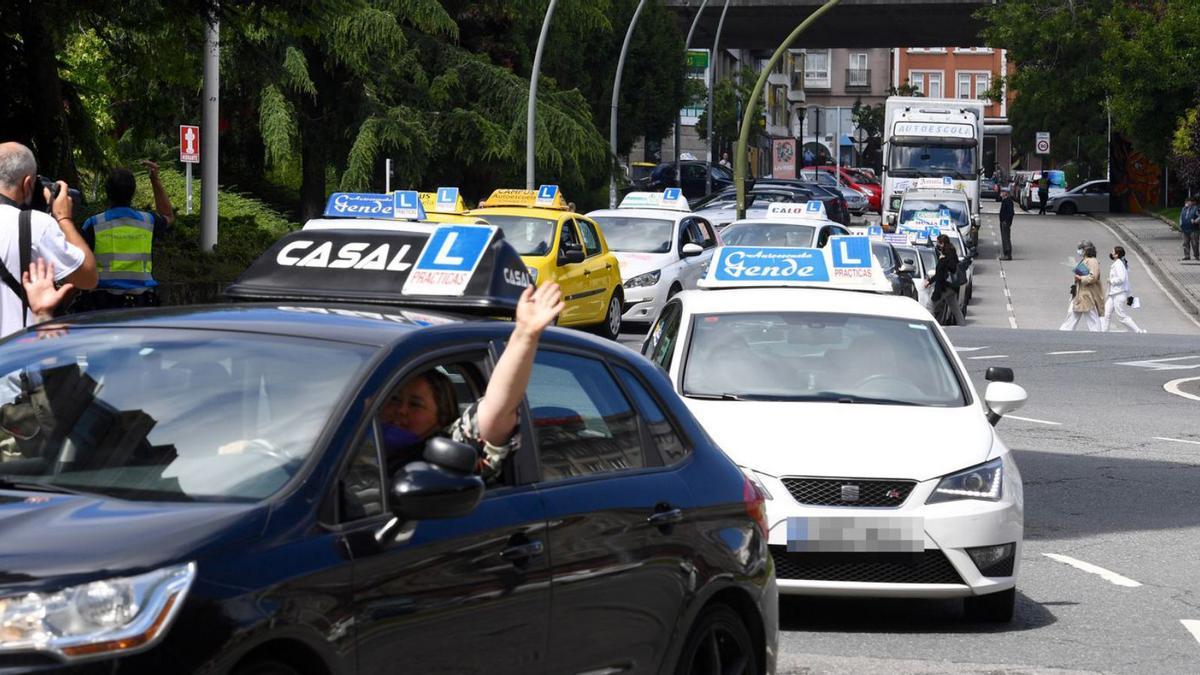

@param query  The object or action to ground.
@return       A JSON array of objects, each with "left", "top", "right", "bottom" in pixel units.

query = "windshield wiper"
[
  {"left": 0, "top": 476, "right": 92, "bottom": 496},
  {"left": 685, "top": 393, "right": 745, "bottom": 401},
  {"left": 814, "top": 392, "right": 920, "bottom": 406}
]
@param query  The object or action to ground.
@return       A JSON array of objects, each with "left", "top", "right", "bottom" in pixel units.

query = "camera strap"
[{"left": 0, "top": 209, "right": 33, "bottom": 327}]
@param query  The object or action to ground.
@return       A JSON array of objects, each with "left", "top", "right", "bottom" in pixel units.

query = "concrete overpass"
[{"left": 666, "top": 0, "right": 991, "bottom": 50}]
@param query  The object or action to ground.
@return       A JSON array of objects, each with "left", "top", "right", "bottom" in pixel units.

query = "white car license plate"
[{"left": 787, "top": 516, "right": 924, "bottom": 553}]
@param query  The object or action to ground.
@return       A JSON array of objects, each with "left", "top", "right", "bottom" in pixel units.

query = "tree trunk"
[{"left": 18, "top": 0, "right": 78, "bottom": 185}]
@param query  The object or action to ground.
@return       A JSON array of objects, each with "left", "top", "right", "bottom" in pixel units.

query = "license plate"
[{"left": 787, "top": 516, "right": 924, "bottom": 553}]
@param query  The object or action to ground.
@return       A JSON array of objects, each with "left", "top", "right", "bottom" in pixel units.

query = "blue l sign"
[
  {"left": 663, "top": 187, "right": 682, "bottom": 201},
  {"left": 832, "top": 236, "right": 871, "bottom": 268},
  {"left": 415, "top": 225, "right": 494, "bottom": 272}
]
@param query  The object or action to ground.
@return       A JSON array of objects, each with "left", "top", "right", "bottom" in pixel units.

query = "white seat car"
[
  {"left": 587, "top": 190, "right": 717, "bottom": 324},
  {"left": 642, "top": 239, "right": 1028, "bottom": 621}
]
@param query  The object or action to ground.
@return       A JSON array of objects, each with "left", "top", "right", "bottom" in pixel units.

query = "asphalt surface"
[{"left": 622, "top": 204, "right": 1200, "bottom": 673}]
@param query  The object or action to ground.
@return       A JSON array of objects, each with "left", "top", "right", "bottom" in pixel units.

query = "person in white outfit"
[{"left": 1101, "top": 245, "right": 1146, "bottom": 333}]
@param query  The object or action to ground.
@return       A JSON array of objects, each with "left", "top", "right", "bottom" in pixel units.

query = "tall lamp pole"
[
  {"left": 675, "top": 0, "right": 710, "bottom": 186},
  {"left": 610, "top": 0, "right": 648, "bottom": 208},
  {"left": 527, "top": 0, "right": 558, "bottom": 189},
  {"left": 201, "top": 5, "right": 219, "bottom": 251},
  {"left": 735, "top": 0, "right": 842, "bottom": 218},
  {"left": 705, "top": 0, "right": 731, "bottom": 197}
]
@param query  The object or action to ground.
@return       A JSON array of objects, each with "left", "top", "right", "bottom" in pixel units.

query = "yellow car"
[
  {"left": 471, "top": 186, "right": 624, "bottom": 338},
  {"left": 418, "top": 187, "right": 482, "bottom": 224}
]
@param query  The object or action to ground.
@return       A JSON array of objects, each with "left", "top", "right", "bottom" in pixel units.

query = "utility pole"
[
  {"left": 706, "top": 0, "right": 731, "bottom": 197},
  {"left": 610, "top": 0, "right": 648, "bottom": 208},
  {"left": 201, "top": 5, "right": 219, "bottom": 252},
  {"left": 675, "top": 0, "right": 710, "bottom": 187},
  {"left": 527, "top": 0, "right": 558, "bottom": 189}
]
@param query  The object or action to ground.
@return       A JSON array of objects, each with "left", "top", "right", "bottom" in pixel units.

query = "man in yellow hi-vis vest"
[{"left": 80, "top": 161, "right": 174, "bottom": 309}]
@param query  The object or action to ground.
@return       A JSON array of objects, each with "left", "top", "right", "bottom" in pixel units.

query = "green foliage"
[{"left": 694, "top": 67, "right": 763, "bottom": 150}]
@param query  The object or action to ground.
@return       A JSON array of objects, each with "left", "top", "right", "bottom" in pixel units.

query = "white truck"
[{"left": 881, "top": 97, "right": 985, "bottom": 225}]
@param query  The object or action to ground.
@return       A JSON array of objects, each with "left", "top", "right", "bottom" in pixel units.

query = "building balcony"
[
  {"left": 804, "top": 72, "right": 831, "bottom": 91},
  {"left": 845, "top": 69, "right": 871, "bottom": 92}
]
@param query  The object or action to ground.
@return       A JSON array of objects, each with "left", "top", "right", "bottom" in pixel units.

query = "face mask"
[
  {"left": 382, "top": 424, "right": 423, "bottom": 449},
  {"left": 1076, "top": 248, "right": 1083, "bottom": 256}
]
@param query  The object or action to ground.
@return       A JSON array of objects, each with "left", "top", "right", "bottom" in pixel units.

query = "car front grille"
[
  {"left": 780, "top": 477, "right": 916, "bottom": 507},
  {"left": 770, "top": 546, "right": 964, "bottom": 584}
]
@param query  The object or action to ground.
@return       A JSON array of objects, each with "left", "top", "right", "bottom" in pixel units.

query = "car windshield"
[
  {"left": 720, "top": 222, "right": 817, "bottom": 247},
  {"left": 592, "top": 216, "right": 674, "bottom": 253},
  {"left": 0, "top": 328, "right": 372, "bottom": 502},
  {"left": 683, "top": 312, "right": 965, "bottom": 406},
  {"left": 479, "top": 215, "right": 557, "bottom": 256},
  {"left": 899, "top": 199, "right": 970, "bottom": 229},
  {"left": 696, "top": 193, "right": 797, "bottom": 212},
  {"left": 890, "top": 144, "right": 976, "bottom": 179},
  {"left": 895, "top": 246, "right": 921, "bottom": 271},
  {"left": 917, "top": 246, "right": 938, "bottom": 272}
]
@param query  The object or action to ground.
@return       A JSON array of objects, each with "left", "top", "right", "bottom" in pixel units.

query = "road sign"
[
  {"left": 180, "top": 125, "right": 200, "bottom": 163},
  {"left": 686, "top": 50, "right": 710, "bottom": 69},
  {"left": 1036, "top": 132, "right": 1051, "bottom": 155}
]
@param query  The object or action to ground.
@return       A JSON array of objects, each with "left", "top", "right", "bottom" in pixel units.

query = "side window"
[
  {"left": 684, "top": 164, "right": 705, "bottom": 181},
  {"left": 339, "top": 427, "right": 385, "bottom": 522},
  {"left": 616, "top": 367, "right": 689, "bottom": 464},
  {"left": 645, "top": 301, "right": 683, "bottom": 370},
  {"left": 560, "top": 220, "right": 581, "bottom": 251},
  {"left": 526, "top": 352, "right": 644, "bottom": 481},
  {"left": 816, "top": 226, "right": 831, "bottom": 248},
  {"left": 696, "top": 219, "right": 717, "bottom": 249},
  {"left": 832, "top": 226, "right": 850, "bottom": 236},
  {"left": 577, "top": 219, "right": 603, "bottom": 257}
]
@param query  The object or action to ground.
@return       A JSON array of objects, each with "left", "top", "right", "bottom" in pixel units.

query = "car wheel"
[
  {"left": 1058, "top": 202, "right": 1077, "bottom": 216},
  {"left": 964, "top": 587, "right": 1016, "bottom": 623},
  {"left": 674, "top": 604, "right": 758, "bottom": 675},
  {"left": 233, "top": 658, "right": 303, "bottom": 675},
  {"left": 594, "top": 290, "right": 622, "bottom": 340}
]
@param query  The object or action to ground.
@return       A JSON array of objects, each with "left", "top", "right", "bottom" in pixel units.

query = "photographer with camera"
[
  {"left": 77, "top": 161, "right": 175, "bottom": 310},
  {"left": 0, "top": 142, "right": 99, "bottom": 338}
]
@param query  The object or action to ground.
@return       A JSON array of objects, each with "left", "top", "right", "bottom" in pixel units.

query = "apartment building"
[{"left": 894, "top": 47, "right": 1015, "bottom": 177}]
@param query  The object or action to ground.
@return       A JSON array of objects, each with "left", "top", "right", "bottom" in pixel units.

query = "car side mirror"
[
  {"left": 560, "top": 244, "right": 585, "bottom": 265},
  {"left": 984, "top": 381, "right": 1027, "bottom": 426},
  {"left": 392, "top": 440, "right": 485, "bottom": 521},
  {"left": 985, "top": 366, "right": 1014, "bottom": 383},
  {"left": 886, "top": 214, "right": 896, "bottom": 226},
  {"left": 897, "top": 262, "right": 915, "bottom": 275},
  {"left": 681, "top": 242, "right": 704, "bottom": 258}
]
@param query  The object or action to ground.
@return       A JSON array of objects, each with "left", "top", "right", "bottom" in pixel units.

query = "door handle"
[
  {"left": 646, "top": 508, "right": 684, "bottom": 526},
  {"left": 605, "top": 263, "right": 613, "bottom": 270},
  {"left": 499, "top": 540, "right": 545, "bottom": 562},
  {"left": 584, "top": 269, "right": 591, "bottom": 276}
]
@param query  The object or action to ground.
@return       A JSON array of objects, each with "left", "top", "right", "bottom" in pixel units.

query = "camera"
[{"left": 27, "top": 175, "right": 84, "bottom": 221}]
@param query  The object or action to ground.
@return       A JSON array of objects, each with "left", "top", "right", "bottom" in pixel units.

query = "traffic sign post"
[
  {"left": 180, "top": 125, "right": 200, "bottom": 215},
  {"left": 1036, "top": 131, "right": 1051, "bottom": 155}
]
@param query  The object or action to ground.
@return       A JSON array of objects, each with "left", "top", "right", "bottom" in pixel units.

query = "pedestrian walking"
[
  {"left": 1060, "top": 241, "right": 1105, "bottom": 331},
  {"left": 719, "top": 151, "right": 732, "bottom": 170},
  {"left": 925, "top": 234, "right": 965, "bottom": 326},
  {"left": 0, "top": 142, "right": 98, "bottom": 337},
  {"left": 1037, "top": 175, "right": 1050, "bottom": 216},
  {"left": 1101, "top": 245, "right": 1145, "bottom": 333},
  {"left": 998, "top": 189, "right": 1015, "bottom": 260},
  {"left": 77, "top": 160, "right": 175, "bottom": 310},
  {"left": 1180, "top": 197, "right": 1198, "bottom": 261}
]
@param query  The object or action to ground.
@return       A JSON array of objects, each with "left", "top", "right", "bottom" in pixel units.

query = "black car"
[
  {"left": 870, "top": 240, "right": 918, "bottom": 300},
  {"left": 643, "top": 161, "right": 733, "bottom": 201},
  {"left": 692, "top": 183, "right": 851, "bottom": 229},
  {"left": 748, "top": 179, "right": 852, "bottom": 227},
  {"left": 0, "top": 221, "right": 777, "bottom": 674}
]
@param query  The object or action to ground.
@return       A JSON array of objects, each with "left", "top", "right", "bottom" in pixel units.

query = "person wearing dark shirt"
[
  {"left": 998, "top": 190, "right": 1015, "bottom": 260},
  {"left": 925, "top": 234, "right": 964, "bottom": 326}
]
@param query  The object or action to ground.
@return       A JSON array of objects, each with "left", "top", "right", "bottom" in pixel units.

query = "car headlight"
[
  {"left": 0, "top": 562, "right": 196, "bottom": 661},
  {"left": 624, "top": 270, "right": 661, "bottom": 289},
  {"left": 926, "top": 458, "right": 1003, "bottom": 504},
  {"left": 526, "top": 266, "right": 538, "bottom": 284},
  {"left": 740, "top": 467, "right": 774, "bottom": 500}
]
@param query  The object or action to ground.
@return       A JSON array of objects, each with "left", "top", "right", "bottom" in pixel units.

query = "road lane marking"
[
  {"left": 1164, "top": 376, "right": 1200, "bottom": 402},
  {"left": 1007, "top": 415, "right": 1062, "bottom": 426},
  {"left": 1003, "top": 287, "right": 1011, "bottom": 298},
  {"left": 999, "top": 270, "right": 1006, "bottom": 279},
  {"left": 968, "top": 355, "right": 1008, "bottom": 360},
  {"left": 1091, "top": 216, "right": 1200, "bottom": 331},
  {"left": 1047, "top": 350, "right": 1096, "bottom": 355},
  {"left": 954, "top": 346, "right": 991, "bottom": 352},
  {"left": 1153, "top": 436, "right": 1200, "bottom": 446},
  {"left": 1043, "top": 553, "right": 1142, "bottom": 587},
  {"left": 1116, "top": 356, "right": 1200, "bottom": 371},
  {"left": 1181, "top": 620, "right": 1200, "bottom": 645},
  {"left": 1009, "top": 316, "right": 1019, "bottom": 329}
]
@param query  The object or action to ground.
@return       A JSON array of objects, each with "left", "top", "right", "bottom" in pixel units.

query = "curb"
[
  {"left": 1094, "top": 214, "right": 1200, "bottom": 318},
  {"left": 1147, "top": 211, "right": 1179, "bottom": 231}
]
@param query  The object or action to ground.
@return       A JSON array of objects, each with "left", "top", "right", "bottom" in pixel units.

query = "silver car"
[
  {"left": 1047, "top": 180, "right": 1110, "bottom": 215},
  {"left": 799, "top": 169, "right": 869, "bottom": 215}
]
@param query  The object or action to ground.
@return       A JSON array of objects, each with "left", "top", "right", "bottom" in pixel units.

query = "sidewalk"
[{"left": 1096, "top": 212, "right": 1200, "bottom": 319}]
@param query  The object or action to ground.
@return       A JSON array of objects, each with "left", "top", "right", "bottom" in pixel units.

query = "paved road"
[{"left": 619, "top": 205, "right": 1200, "bottom": 673}]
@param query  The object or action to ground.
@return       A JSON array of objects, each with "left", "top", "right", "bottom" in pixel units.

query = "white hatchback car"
[
  {"left": 643, "top": 244, "right": 1028, "bottom": 621},
  {"left": 587, "top": 191, "right": 718, "bottom": 324}
]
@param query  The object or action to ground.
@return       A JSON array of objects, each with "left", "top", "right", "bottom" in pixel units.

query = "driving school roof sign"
[
  {"left": 324, "top": 192, "right": 395, "bottom": 219},
  {"left": 764, "top": 200, "right": 829, "bottom": 221},
  {"left": 618, "top": 190, "right": 690, "bottom": 212},
  {"left": 700, "top": 236, "right": 890, "bottom": 293}
]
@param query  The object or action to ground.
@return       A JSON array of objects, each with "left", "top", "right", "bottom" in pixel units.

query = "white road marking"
[
  {"left": 1153, "top": 436, "right": 1200, "bottom": 446},
  {"left": 1116, "top": 356, "right": 1200, "bottom": 371},
  {"left": 1047, "top": 350, "right": 1096, "bottom": 355},
  {"left": 1164, "top": 376, "right": 1200, "bottom": 402},
  {"left": 1092, "top": 216, "right": 1200, "bottom": 331},
  {"left": 1181, "top": 620, "right": 1200, "bottom": 645},
  {"left": 954, "top": 346, "right": 991, "bottom": 352},
  {"left": 1009, "top": 316, "right": 1019, "bottom": 329},
  {"left": 1007, "top": 414, "right": 1062, "bottom": 425},
  {"left": 968, "top": 355, "right": 1008, "bottom": 360},
  {"left": 1003, "top": 287, "right": 1011, "bottom": 298},
  {"left": 1043, "top": 553, "right": 1142, "bottom": 587},
  {"left": 1006, "top": 303, "right": 1014, "bottom": 312},
  {"left": 999, "top": 270, "right": 1006, "bottom": 279}
]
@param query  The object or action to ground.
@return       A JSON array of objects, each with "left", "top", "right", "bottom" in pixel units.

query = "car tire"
[
  {"left": 674, "top": 604, "right": 759, "bottom": 675},
  {"left": 1058, "top": 202, "right": 1077, "bottom": 216},
  {"left": 594, "top": 290, "right": 622, "bottom": 341},
  {"left": 964, "top": 587, "right": 1016, "bottom": 623},
  {"left": 233, "top": 658, "right": 303, "bottom": 675}
]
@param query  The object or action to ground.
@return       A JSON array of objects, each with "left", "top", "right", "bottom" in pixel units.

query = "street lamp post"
[
  {"left": 735, "top": 0, "right": 843, "bottom": 219},
  {"left": 706, "top": 0, "right": 731, "bottom": 197},
  {"left": 610, "top": 0, "right": 648, "bottom": 208},
  {"left": 527, "top": 0, "right": 558, "bottom": 190},
  {"left": 675, "top": 0, "right": 710, "bottom": 187},
  {"left": 201, "top": 5, "right": 219, "bottom": 252}
]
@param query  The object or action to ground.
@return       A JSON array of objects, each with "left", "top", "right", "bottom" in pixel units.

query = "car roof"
[
  {"left": 677, "top": 287, "right": 931, "bottom": 321},
  {"left": 586, "top": 208, "right": 690, "bottom": 223}
]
